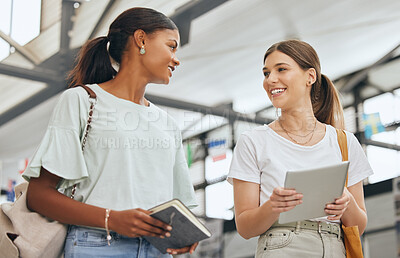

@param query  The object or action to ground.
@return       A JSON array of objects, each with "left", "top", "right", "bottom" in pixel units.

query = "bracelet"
[{"left": 105, "top": 208, "right": 111, "bottom": 246}]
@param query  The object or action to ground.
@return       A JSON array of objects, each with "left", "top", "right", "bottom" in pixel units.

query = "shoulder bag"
[{"left": 336, "top": 128, "right": 364, "bottom": 258}]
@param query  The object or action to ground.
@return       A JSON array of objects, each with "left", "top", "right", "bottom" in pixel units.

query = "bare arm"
[
  {"left": 325, "top": 181, "right": 368, "bottom": 235},
  {"left": 233, "top": 179, "right": 303, "bottom": 239},
  {"left": 27, "top": 167, "right": 172, "bottom": 238}
]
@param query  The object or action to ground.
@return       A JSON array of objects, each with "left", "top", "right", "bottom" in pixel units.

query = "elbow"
[
  {"left": 237, "top": 230, "right": 252, "bottom": 240},
  {"left": 236, "top": 225, "right": 255, "bottom": 240},
  {"left": 26, "top": 185, "right": 36, "bottom": 211},
  {"left": 235, "top": 213, "right": 262, "bottom": 240},
  {"left": 359, "top": 217, "right": 368, "bottom": 236},
  {"left": 357, "top": 210, "right": 368, "bottom": 236},
  {"left": 342, "top": 211, "right": 367, "bottom": 236},
  {"left": 358, "top": 225, "right": 366, "bottom": 236},
  {"left": 26, "top": 182, "right": 42, "bottom": 212}
]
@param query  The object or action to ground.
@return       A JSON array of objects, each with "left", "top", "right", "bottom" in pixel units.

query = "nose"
[
  {"left": 172, "top": 54, "right": 180, "bottom": 67},
  {"left": 265, "top": 71, "right": 278, "bottom": 84}
]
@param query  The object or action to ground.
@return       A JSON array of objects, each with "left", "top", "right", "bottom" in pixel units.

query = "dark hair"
[
  {"left": 263, "top": 39, "right": 345, "bottom": 129},
  {"left": 68, "top": 7, "right": 177, "bottom": 87}
]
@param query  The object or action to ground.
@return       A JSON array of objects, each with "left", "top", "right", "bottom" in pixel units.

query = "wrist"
[
  {"left": 262, "top": 200, "right": 280, "bottom": 220},
  {"left": 344, "top": 192, "right": 357, "bottom": 215},
  {"left": 341, "top": 194, "right": 361, "bottom": 223}
]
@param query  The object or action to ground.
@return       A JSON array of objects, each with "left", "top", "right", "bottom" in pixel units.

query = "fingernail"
[
  {"left": 172, "top": 251, "right": 177, "bottom": 254},
  {"left": 160, "top": 235, "right": 165, "bottom": 239},
  {"left": 165, "top": 232, "right": 171, "bottom": 237},
  {"left": 167, "top": 226, "right": 172, "bottom": 231},
  {"left": 166, "top": 249, "right": 171, "bottom": 253}
]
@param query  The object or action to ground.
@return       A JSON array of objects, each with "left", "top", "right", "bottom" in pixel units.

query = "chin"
[
  {"left": 271, "top": 100, "right": 285, "bottom": 109},
  {"left": 151, "top": 77, "right": 170, "bottom": 85},
  {"left": 162, "top": 78, "right": 170, "bottom": 85}
]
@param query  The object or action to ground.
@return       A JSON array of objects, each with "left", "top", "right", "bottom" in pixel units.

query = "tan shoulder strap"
[{"left": 336, "top": 128, "right": 349, "bottom": 187}]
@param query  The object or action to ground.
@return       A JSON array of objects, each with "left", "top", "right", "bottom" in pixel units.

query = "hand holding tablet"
[
  {"left": 278, "top": 161, "right": 350, "bottom": 224},
  {"left": 324, "top": 186, "right": 352, "bottom": 221},
  {"left": 269, "top": 187, "right": 303, "bottom": 214}
]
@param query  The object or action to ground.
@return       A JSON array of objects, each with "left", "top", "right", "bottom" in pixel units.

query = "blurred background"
[{"left": 0, "top": 0, "right": 399, "bottom": 257}]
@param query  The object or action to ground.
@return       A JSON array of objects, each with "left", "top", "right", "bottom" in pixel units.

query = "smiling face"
[
  {"left": 140, "top": 29, "right": 180, "bottom": 84},
  {"left": 263, "top": 50, "right": 314, "bottom": 110}
]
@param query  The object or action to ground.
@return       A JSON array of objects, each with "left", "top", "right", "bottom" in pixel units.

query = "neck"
[
  {"left": 101, "top": 65, "right": 149, "bottom": 106},
  {"left": 279, "top": 106, "right": 316, "bottom": 133}
]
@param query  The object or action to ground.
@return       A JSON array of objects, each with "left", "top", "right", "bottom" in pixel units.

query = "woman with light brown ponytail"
[
  {"left": 22, "top": 7, "right": 198, "bottom": 257},
  {"left": 228, "top": 39, "right": 373, "bottom": 257}
]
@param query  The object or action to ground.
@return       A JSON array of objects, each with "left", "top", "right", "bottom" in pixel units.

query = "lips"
[
  {"left": 270, "top": 88, "right": 286, "bottom": 96},
  {"left": 168, "top": 66, "right": 175, "bottom": 77}
]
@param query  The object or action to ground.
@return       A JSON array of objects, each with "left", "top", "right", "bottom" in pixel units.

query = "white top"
[
  {"left": 227, "top": 124, "right": 373, "bottom": 223},
  {"left": 23, "top": 84, "right": 197, "bottom": 210}
]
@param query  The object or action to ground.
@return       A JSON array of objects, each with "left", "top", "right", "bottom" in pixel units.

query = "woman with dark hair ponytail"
[
  {"left": 23, "top": 7, "right": 198, "bottom": 257},
  {"left": 228, "top": 39, "right": 373, "bottom": 257},
  {"left": 68, "top": 36, "right": 116, "bottom": 87}
]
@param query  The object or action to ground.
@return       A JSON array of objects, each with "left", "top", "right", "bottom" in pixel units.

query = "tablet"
[{"left": 278, "top": 161, "right": 349, "bottom": 224}]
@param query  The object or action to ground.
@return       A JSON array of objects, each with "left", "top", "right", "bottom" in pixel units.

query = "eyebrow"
[{"left": 263, "top": 62, "right": 290, "bottom": 70}]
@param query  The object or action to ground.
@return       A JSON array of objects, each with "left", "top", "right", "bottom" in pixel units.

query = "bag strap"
[
  {"left": 69, "top": 85, "right": 97, "bottom": 199},
  {"left": 336, "top": 128, "right": 349, "bottom": 187},
  {"left": 78, "top": 85, "right": 97, "bottom": 99}
]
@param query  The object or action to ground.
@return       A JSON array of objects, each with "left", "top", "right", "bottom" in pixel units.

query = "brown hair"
[
  {"left": 68, "top": 7, "right": 177, "bottom": 87},
  {"left": 263, "top": 39, "right": 345, "bottom": 129}
]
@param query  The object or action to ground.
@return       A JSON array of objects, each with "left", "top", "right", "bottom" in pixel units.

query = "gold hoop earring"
[{"left": 140, "top": 46, "right": 146, "bottom": 55}]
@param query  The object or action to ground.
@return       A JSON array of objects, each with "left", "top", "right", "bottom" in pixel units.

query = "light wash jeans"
[
  {"left": 256, "top": 226, "right": 346, "bottom": 258},
  {"left": 64, "top": 225, "right": 172, "bottom": 258}
]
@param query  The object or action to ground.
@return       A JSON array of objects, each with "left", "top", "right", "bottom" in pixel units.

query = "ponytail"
[
  {"left": 311, "top": 74, "right": 345, "bottom": 129},
  {"left": 67, "top": 36, "right": 116, "bottom": 87}
]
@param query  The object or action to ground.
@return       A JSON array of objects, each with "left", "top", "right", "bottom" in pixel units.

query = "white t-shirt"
[
  {"left": 23, "top": 84, "right": 197, "bottom": 210},
  {"left": 227, "top": 124, "right": 373, "bottom": 223}
]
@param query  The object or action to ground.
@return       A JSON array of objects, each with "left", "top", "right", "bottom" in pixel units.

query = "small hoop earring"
[{"left": 140, "top": 46, "right": 146, "bottom": 55}]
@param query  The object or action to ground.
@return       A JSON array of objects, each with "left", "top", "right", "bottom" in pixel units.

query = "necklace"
[{"left": 278, "top": 118, "right": 317, "bottom": 145}]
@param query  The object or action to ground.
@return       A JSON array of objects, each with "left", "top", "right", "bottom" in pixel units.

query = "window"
[
  {"left": 0, "top": 0, "right": 41, "bottom": 61},
  {"left": 205, "top": 150, "right": 234, "bottom": 220},
  {"left": 363, "top": 91, "right": 400, "bottom": 183}
]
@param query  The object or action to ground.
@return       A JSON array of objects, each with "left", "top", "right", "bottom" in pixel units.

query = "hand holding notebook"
[{"left": 143, "top": 199, "right": 212, "bottom": 254}]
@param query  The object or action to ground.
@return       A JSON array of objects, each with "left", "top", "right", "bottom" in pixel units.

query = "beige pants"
[{"left": 256, "top": 226, "right": 346, "bottom": 258}]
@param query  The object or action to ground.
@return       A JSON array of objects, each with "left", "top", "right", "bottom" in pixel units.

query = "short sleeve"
[
  {"left": 227, "top": 133, "right": 260, "bottom": 185},
  {"left": 172, "top": 131, "right": 197, "bottom": 209},
  {"left": 346, "top": 132, "right": 374, "bottom": 186},
  {"left": 22, "top": 88, "right": 90, "bottom": 188}
]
